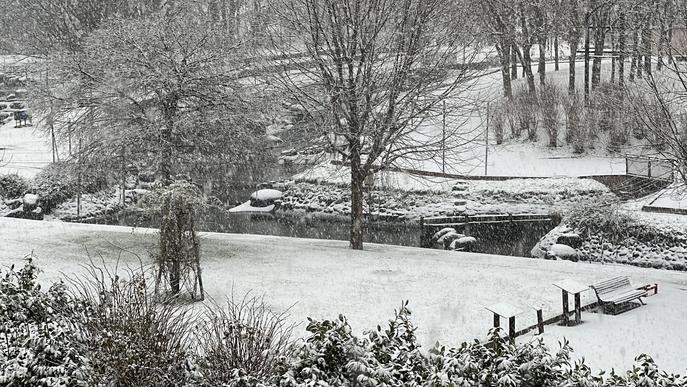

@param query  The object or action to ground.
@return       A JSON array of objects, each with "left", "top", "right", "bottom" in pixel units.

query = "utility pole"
[
  {"left": 46, "top": 68, "right": 56, "bottom": 163},
  {"left": 442, "top": 100, "right": 446, "bottom": 174},
  {"left": 485, "top": 102, "right": 489, "bottom": 176},
  {"left": 77, "top": 137, "right": 82, "bottom": 218}
]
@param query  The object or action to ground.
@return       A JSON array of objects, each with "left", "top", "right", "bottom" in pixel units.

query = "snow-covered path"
[
  {"left": 1, "top": 218, "right": 685, "bottom": 374},
  {"left": 0, "top": 120, "right": 53, "bottom": 177}
]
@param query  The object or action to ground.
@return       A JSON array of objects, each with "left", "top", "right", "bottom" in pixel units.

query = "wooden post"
[
  {"left": 493, "top": 313, "right": 500, "bottom": 329},
  {"left": 574, "top": 293, "right": 582, "bottom": 324},
  {"left": 419, "top": 216, "right": 426, "bottom": 247},
  {"left": 562, "top": 290, "right": 569, "bottom": 325},
  {"left": 508, "top": 316, "right": 516, "bottom": 340},
  {"left": 536, "top": 309, "right": 544, "bottom": 334}
]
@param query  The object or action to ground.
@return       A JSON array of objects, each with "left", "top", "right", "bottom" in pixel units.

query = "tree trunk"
[
  {"left": 159, "top": 99, "right": 176, "bottom": 184},
  {"left": 538, "top": 40, "right": 546, "bottom": 85},
  {"left": 554, "top": 35, "right": 559, "bottom": 71},
  {"left": 569, "top": 39, "right": 578, "bottom": 94},
  {"left": 630, "top": 29, "right": 640, "bottom": 82},
  {"left": 511, "top": 43, "right": 518, "bottom": 79},
  {"left": 618, "top": 12, "right": 626, "bottom": 87},
  {"left": 584, "top": 14, "right": 590, "bottom": 104},
  {"left": 349, "top": 138, "right": 364, "bottom": 250},
  {"left": 591, "top": 22, "right": 605, "bottom": 89},
  {"left": 521, "top": 45, "right": 536, "bottom": 94},
  {"left": 642, "top": 18, "right": 652, "bottom": 76},
  {"left": 499, "top": 43, "right": 513, "bottom": 98}
]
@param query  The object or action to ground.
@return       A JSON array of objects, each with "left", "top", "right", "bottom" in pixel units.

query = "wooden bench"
[{"left": 590, "top": 276, "right": 647, "bottom": 315}]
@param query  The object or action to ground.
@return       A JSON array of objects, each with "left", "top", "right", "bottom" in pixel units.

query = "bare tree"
[
  {"left": 626, "top": 67, "right": 687, "bottom": 186},
  {"left": 270, "top": 0, "right": 479, "bottom": 249},
  {"left": 37, "top": 8, "right": 265, "bottom": 185}
]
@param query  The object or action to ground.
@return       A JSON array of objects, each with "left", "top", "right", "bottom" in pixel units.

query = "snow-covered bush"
[
  {"left": 32, "top": 161, "right": 107, "bottom": 212},
  {"left": 2, "top": 263, "right": 685, "bottom": 386},
  {"left": 0, "top": 258, "right": 90, "bottom": 386},
  {"left": 0, "top": 174, "right": 29, "bottom": 199},
  {"left": 69, "top": 267, "right": 193, "bottom": 386},
  {"left": 194, "top": 294, "right": 294, "bottom": 386},
  {"left": 277, "top": 304, "right": 686, "bottom": 386}
]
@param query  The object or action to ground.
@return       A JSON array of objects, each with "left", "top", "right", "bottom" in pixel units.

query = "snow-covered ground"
[
  {"left": 1, "top": 217, "right": 685, "bottom": 374},
  {"left": 0, "top": 120, "right": 53, "bottom": 178}
]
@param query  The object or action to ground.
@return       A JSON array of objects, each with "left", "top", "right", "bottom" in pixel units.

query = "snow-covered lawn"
[
  {"left": 1, "top": 217, "right": 685, "bottom": 374},
  {"left": 0, "top": 120, "right": 53, "bottom": 178}
]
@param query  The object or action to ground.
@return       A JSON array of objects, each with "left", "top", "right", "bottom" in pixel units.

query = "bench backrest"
[{"left": 591, "top": 276, "right": 632, "bottom": 295}]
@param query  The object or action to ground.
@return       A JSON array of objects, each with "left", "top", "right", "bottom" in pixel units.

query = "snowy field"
[
  {"left": 0, "top": 120, "right": 53, "bottom": 177},
  {"left": 1, "top": 217, "right": 686, "bottom": 374}
]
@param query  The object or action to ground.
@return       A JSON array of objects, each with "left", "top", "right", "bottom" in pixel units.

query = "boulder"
[
  {"left": 23, "top": 193, "right": 39, "bottom": 208},
  {"left": 439, "top": 231, "right": 464, "bottom": 249},
  {"left": 450, "top": 236, "right": 477, "bottom": 252},
  {"left": 432, "top": 227, "right": 456, "bottom": 242},
  {"left": 531, "top": 242, "right": 547, "bottom": 259},
  {"left": 556, "top": 233, "right": 583, "bottom": 248},
  {"left": 547, "top": 244, "right": 580, "bottom": 262},
  {"left": 452, "top": 181, "right": 470, "bottom": 192}
]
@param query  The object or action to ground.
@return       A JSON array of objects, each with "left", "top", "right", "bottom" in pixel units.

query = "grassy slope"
[{"left": 1, "top": 217, "right": 685, "bottom": 374}]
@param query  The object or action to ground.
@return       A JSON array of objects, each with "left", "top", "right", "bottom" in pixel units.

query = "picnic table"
[
  {"left": 485, "top": 302, "right": 523, "bottom": 339},
  {"left": 553, "top": 279, "right": 589, "bottom": 326}
]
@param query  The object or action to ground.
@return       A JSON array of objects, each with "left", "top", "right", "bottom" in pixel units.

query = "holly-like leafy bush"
[
  {"left": 1, "top": 261, "right": 685, "bottom": 387},
  {"left": 0, "top": 174, "right": 29, "bottom": 199}
]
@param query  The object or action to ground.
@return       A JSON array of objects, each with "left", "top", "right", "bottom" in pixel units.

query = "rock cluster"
[{"left": 532, "top": 224, "right": 687, "bottom": 271}]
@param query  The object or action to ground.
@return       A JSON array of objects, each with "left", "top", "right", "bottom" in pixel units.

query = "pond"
[{"left": 95, "top": 209, "right": 557, "bottom": 258}]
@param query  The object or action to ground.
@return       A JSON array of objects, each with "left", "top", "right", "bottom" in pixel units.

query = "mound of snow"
[{"left": 250, "top": 189, "right": 283, "bottom": 201}]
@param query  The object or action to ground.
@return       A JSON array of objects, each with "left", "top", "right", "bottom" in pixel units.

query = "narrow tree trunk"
[
  {"left": 349, "top": 138, "right": 364, "bottom": 250},
  {"left": 511, "top": 43, "right": 518, "bottom": 79},
  {"left": 160, "top": 101, "right": 176, "bottom": 184},
  {"left": 630, "top": 29, "right": 639, "bottom": 82},
  {"left": 642, "top": 18, "right": 652, "bottom": 76},
  {"left": 538, "top": 40, "right": 546, "bottom": 85},
  {"left": 499, "top": 43, "right": 513, "bottom": 98},
  {"left": 591, "top": 21, "right": 605, "bottom": 89},
  {"left": 584, "top": 14, "right": 590, "bottom": 103},
  {"left": 569, "top": 39, "right": 578, "bottom": 94},
  {"left": 618, "top": 12, "right": 626, "bottom": 87},
  {"left": 554, "top": 35, "right": 559, "bottom": 71},
  {"left": 521, "top": 45, "right": 536, "bottom": 94}
]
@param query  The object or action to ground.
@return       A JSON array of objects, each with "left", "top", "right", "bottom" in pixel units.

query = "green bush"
[{"left": 0, "top": 174, "right": 29, "bottom": 198}]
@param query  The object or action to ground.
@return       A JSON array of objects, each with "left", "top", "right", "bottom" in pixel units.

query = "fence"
[{"left": 626, "top": 155, "right": 674, "bottom": 181}]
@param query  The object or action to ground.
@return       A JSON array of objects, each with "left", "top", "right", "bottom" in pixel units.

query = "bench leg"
[{"left": 639, "top": 297, "right": 645, "bottom": 306}]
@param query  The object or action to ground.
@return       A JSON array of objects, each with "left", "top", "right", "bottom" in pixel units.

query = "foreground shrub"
[
  {"left": 0, "top": 258, "right": 90, "bottom": 386},
  {"left": 1, "top": 261, "right": 685, "bottom": 386},
  {"left": 67, "top": 264, "right": 193, "bottom": 387},
  {"left": 194, "top": 294, "right": 294, "bottom": 386},
  {"left": 0, "top": 174, "right": 29, "bottom": 199}
]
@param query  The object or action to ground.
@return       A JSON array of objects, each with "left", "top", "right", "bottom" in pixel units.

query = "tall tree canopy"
[
  {"left": 41, "top": 9, "right": 266, "bottom": 185},
  {"left": 272, "top": 0, "right": 480, "bottom": 249}
]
